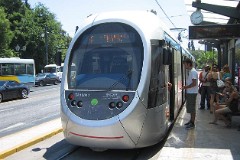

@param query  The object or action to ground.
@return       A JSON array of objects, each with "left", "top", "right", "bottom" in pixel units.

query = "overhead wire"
[{"left": 154, "top": 0, "right": 177, "bottom": 28}]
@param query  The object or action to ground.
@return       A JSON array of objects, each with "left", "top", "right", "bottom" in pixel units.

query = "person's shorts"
[
  {"left": 215, "top": 107, "right": 232, "bottom": 115},
  {"left": 186, "top": 93, "right": 197, "bottom": 113},
  {"left": 209, "top": 86, "right": 219, "bottom": 95}
]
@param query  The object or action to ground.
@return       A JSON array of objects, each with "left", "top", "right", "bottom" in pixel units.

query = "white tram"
[{"left": 60, "top": 11, "right": 194, "bottom": 150}]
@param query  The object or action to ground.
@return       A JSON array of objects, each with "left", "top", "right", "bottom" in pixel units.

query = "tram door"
[
  {"left": 169, "top": 47, "right": 175, "bottom": 121},
  {"left": 169, "top": 47, "right": 182, "bottom": 121}
]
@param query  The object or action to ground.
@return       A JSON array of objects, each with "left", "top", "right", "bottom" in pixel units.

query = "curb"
[{"left": 0, "top": 128, "right": 63, "bottom": 159}]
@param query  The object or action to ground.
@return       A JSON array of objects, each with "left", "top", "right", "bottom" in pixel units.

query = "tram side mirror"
[{"left": 163, "top": 48, "right": 172, "bottom": 65}]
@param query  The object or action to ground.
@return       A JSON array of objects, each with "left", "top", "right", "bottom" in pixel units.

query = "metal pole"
[
  {"left": 231, "top": 48, "right": 235, "bottom": 84},
  {"left": 212, "top": 47, "right": 214, "bottom": 65},
  {"left": 45, "top": 26, "right": 48, "bottom": 65},
  {"left": 217, "top": 45, "right": 221, "bottom": 69}
]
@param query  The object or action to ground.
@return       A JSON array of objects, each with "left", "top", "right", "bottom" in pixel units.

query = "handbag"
[
  {"left": 217, "top": 79, "right": 225, "bottom": 88},
  {"left": 217, "top": 72, "right": 225, "bottom": 88},
  {"left": 198, "top": 83, "right": 202, "bottom": 94}
]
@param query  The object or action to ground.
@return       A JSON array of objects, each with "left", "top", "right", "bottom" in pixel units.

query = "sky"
[{"left": 28, "top": 0, "right": 193, "bottom": 48}]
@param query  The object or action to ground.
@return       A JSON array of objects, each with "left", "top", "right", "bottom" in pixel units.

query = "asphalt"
[{"left": 1, "top": 94, "right": 240, "bottom": 159}]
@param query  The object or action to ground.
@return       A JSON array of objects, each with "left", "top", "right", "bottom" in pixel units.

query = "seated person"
[
  {"left": 216, "top": 78, "right": 237, "bottom": 104},
  {"left": 221, "top": 65, "right": 232, "bottom": 82},
  {"left": 210, "top": 81, "right": 239, "bottom": 127}
]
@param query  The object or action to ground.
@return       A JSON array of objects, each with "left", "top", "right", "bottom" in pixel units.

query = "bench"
[
  {"left": 230, "top": 112, "right": 240, "bottom": 116},
  {"left": 227, "top": 112, "right": 240, "bottom": 124}
]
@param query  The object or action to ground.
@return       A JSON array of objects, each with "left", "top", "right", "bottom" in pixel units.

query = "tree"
[
  {"left": 0, "top": 0, "right": 31, "bottom": 57},
  {"left": 0, "top": 7, "right": 13, "bottom": 57},
  {"left": 189, "top": 49, "right": 217, "bottom": 69},
  {"left": 30, "top": 3, "right": 71, "bottom": 72},
  {"left": 0, "top": 1, "right": 71, "bottom": 72}
]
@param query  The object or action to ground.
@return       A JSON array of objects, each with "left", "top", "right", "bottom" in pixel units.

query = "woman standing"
[{"left": 207, "top": 64, "right": 220, "bottom": 113}]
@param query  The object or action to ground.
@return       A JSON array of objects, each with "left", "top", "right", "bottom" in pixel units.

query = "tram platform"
[
  {"left": 1, "top": 94, "right": 240, "bottom": 160},
  {"left": 157, "top": 94, "right": 240, "bottom": 160},
  {"left": 0, "top": 119, "right": 63, "bottom": 159}
]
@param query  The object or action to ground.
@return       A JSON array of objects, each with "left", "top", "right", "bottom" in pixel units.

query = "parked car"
[
  {"left": 35, "top": 73, "right": 60, "bottom": 86},
  {"left": 0, "top": 80, "right": 30, "bottom": 103}
]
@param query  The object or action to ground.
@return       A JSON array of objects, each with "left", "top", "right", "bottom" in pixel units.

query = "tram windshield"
[{"left": 68, "top": 23, "right": 143, "bottom": 90}]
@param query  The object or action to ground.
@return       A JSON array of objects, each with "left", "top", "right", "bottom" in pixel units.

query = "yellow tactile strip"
[{"left": 0, "top": 119, "right": 62, "bottom": 159}]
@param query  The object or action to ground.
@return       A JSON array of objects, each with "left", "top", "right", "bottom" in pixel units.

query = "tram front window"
[{"left": 68, "top": 23, "right": 143, "bottom": 91}]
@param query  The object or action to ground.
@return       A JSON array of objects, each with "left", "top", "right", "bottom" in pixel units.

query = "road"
[
  {"left": 0, "top": 84, "right": 60, "bottom": 138},
  {"left": 5, "top": 130, "right": 167, "bottom": 160},
  {"left": 1, "top": 84, "right": 169, "bottom": 160}
]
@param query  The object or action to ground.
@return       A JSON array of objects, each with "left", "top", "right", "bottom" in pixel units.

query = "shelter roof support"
[{"left": 192, "top": 2, "right": 240, "bottom": 20}]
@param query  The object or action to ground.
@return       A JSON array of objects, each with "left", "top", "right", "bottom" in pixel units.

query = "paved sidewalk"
[
  {"left": 157, "top": 94, "right": 240, "bottom": 160},
  {"left": 0, "top": 118, "right": 62, "bottom": 159}
]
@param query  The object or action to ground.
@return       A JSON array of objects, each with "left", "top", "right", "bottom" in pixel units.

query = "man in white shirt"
[{"left": 182, "top": 58, "right": 198, "bottom": 130}]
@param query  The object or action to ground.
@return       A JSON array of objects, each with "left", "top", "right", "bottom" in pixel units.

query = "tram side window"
[
  {"left": 2, "top": 63, "right": 14, "bottom": 75},
  {"left": 148, "top": 40, "right": 167, "bottom": 108},
  {"left": 26, "top": 64, "right": 34, "bottom": 74},
  {"left": 14, "top": 63, "right": 26, "bottom": 75},
  {"left": 157, "top": 65, "right": 167, "bottom": 105}
]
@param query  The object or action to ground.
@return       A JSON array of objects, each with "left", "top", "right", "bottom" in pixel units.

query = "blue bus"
[{"left": 0, "top": 58, "right": 35, "bottom": 87}]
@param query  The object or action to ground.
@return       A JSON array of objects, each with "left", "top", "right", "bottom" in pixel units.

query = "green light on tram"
[{"left": 91, "top": 98, "right": 98, "bottom": 106}]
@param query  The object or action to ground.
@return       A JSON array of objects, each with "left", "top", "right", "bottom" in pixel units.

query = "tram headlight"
[
  {"left": 116, "top": 102, "right": 123, "bottom": 108},
  {"left": 77, "top": 101, "right": 83, "bottom": 107},
  {"left": 71, "top": 100, "right": 77, "bottom": 106},
  {"left": 109, "top": 102, "right": 115, "bottom": 109}
]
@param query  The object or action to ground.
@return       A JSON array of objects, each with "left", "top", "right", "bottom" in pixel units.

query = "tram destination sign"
[{"left": 189, "top": 24, "right": 240, "bottom": 39}]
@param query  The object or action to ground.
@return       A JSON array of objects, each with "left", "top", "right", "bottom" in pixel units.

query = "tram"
[{"left": 60, "top": 11, "right": 194, "bottom": 150}]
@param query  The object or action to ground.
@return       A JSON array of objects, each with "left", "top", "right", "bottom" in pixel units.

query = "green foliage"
[
  {"left": 0, "top": 7, "right": 14, "bottom": 57},
  {"left": 0, "top": 1, "right": 71, "bottom": 73},
  {"left": 189, "top": 49, "right": 218, "bottom": 69}
]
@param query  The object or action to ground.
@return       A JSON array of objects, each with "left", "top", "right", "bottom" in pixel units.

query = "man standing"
[
  {"left": 182, "top": 58, "right": 198, "bottom": 130},
  {"left": 199, "top": 65, "right": 210, "bottom": 110}
]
